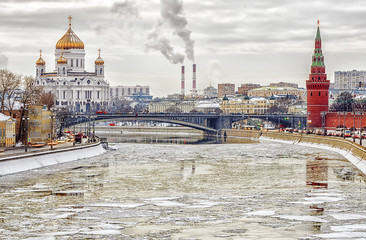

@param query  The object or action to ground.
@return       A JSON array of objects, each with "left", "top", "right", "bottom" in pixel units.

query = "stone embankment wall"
[
  {"left": 0, "top": 143, "right": 106, "bottom": 176},
  {"left": 223, "top": 129, "right": 366, "bottom": 174}
]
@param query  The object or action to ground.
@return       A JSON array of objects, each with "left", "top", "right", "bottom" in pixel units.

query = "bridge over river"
[{"left": 66, "top": 113, "right": 307, "bottom": 134}]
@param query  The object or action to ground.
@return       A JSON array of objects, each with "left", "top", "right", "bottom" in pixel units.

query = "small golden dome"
[
  {"left": 57, "top": 48, "right": 67, "bottom": 64},
  {"left": 95, "top": 48, "right": 104, "bottom": 65},
  {"left": 36, "top": 50, "right": 45, "bottom": 66},
  {"left": 56, "top": 16, "right": 84, "bottom": 50}
]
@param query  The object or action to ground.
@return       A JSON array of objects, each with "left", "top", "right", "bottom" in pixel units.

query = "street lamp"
[
  {"left": 321, "top": 111, "right": 327, "bottom": 136},
  {"left": 49, "top": 114, "right": 55, "bottom": 149},
  {"left": 22, "top": 116, "right": 30, "bottom": 152}
]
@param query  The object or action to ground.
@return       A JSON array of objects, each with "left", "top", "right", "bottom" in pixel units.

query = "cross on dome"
[
  {"left": 98, "top": 48, "right": 101, "bottom": 57},
  {"left": 68, "top": 15, "right": 72, "bottom": 27}
]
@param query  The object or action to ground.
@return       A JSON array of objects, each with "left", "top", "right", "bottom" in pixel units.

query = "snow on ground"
[{"left": 0, "top": 144, "right": 106, "bottom": 176}]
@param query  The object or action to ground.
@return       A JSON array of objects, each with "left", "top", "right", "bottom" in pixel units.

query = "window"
[
  {"left": 80, "top": 59, "right": 83, "bottom": 68},
  {"left": 100, "top": 68, "right": 103, "bottom": 75},
  {"left": 41, "top": 69, "right": 43, "bottom": 75},
  {"left": 87, "top": 80, "right": 90, "bottom": 84},
  {"left": 319, "top": 92, "right": 321, "bottom": 96},
  {"left": 97, "top": 91, "right": 100, "bottom": 99},
  {"left": 76, "top": 59, "right": 78, "bottom": 67},
  {"left": 71, "top": 59, "right": 73, "bottom": 67},
  {"left": 63, "top": 91, "right": 66, "bottom": 99},
  {"left": 63, "top": 67, "right": 65, "bottom": 74},
  {"left": 311, "top": 92, "right": 313, "bottom": 96}
]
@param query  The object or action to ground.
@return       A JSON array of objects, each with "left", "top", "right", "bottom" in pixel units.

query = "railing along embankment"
[{"left": 223, "top": 129, "right": 366, "bottom": 175}]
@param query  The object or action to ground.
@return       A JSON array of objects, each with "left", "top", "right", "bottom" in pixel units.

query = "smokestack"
[
  {"left": 181, "top": 65, "right": 185, "bottom": 96},
  {"left": 192, "top": 63, "right": 197, "bottom": 94}
]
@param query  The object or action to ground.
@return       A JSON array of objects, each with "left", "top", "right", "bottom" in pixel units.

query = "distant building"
[
  {"left": 218, "top": 83, "right": 235, "bottom": 98},
  {"left": 220, "top": 97, "right": 274, "bottom": 114},
  {"left": 203, "top": 86, "right": 218, "bottom": 98},
  {"left": 110, "top": 85, "right": 150, "bottom": 99},
  {"left": 28, "top": 105, "right": 52, "bottom": 144},
  {"left": 248, "top": 86, "right": 304, "bottom": 100},
  {"left": 149, "top": 100, "right": 196, "bottom": 113},
  {"left": 0, "top": 113, "right": 16, "bottom": 148},
  {"left": 238, "top": 83, "right": 260, "bottom": 96},
  {"left": 270, "top": 82, "right": 298, "bottom": 88},
  {"left": 334, "top": 70, "right": 366, "bottom": 90}
]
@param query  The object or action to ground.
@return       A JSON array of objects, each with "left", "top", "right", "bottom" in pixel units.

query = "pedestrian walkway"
[{"left": 0, "top": 138, "right": 91, "bottom": 159}]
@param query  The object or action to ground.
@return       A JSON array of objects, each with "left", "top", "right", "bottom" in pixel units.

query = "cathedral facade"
[{"left": 35, "top": 16, "right": 109, "bottom": 113}]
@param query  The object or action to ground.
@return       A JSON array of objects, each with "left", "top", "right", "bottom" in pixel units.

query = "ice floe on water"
[
  {"left": 245, "top": 210, "right": 276, "bottom": 216},
  {"left": 275, "top": 215, "right": 328, "bottom": 223},
  {"left": 329, "top": 214, "right": 366, "bottom": 220},
  {"left": 0, "top": 138, "right": 366, "bottom": 239}
]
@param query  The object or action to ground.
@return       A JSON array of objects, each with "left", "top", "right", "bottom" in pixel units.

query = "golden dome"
[
  {"left": 95, "top": 48, "right": 104, "bottom": 65},
  {"left": 57, "top": 48, "right": 67, "bottom": 64},
  {"left": 36, "top": 49, "right": 45, "bottom": 66},
  {"left": 55, "top": 16, "right": 84, "bottom": 50}
]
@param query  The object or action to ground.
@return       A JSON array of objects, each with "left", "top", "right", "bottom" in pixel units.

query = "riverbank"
[
  {"left": 224, "top": 129, "right": 366, "bottom": 175},
  {"left": 0, "top": 142, "right": 106, "bottom": 176}
]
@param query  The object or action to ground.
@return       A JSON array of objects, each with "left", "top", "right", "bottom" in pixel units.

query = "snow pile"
[{"left": 0, "top": 144, "right": 106, "bottom": 176}]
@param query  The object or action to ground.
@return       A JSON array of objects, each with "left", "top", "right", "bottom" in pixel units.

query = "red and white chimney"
[
  {"left": 181, "top": 65, "right": 185, "bottom": 96},
  {"left": 192, "top": 63, "right": 197, "bottom": 94}
]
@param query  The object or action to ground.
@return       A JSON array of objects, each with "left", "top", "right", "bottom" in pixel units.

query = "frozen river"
[{"left": 0, "top": 133, "right": 366, "bottom": 239}]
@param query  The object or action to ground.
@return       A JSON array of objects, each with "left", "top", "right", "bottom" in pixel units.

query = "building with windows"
[
  {"left": 248, "top": 86, "right": 305, "bottom": 100},
  {"left": 149, "top": 100, "right": 196, "bottom": 113},
  {"left": 270, "top": 82, "right": 298, "bottom": 88},
  {"left": 34, "top": 16, "right": 109, "bottom": 113},
  {"left": 203, "top": 86, "right": 218, "bottom": 98},
  {"left": 110, "top": 85, "right": 150, "bottom": 99},
  {"left": 218, "top": 83, "right": 235, "bottom": 98},
  {"left": 28, "top": 105, "right": 52, "bottom": 144},
  {"left": 334, "top": 70, "right": 366, "bottom": 90},
  {"left": 220, "top": 97, "right": 274, "bottom": 114},
  {"left": 0, "top": 113, "right": 16, "bottom": 148},
  {"left": 237, "top": 83, "right": 260, "bottom": 96}
]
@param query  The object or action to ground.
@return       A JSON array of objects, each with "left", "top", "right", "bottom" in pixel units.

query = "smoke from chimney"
[{"left": 145, "top": 0, "right": 195, "bottom": 64}]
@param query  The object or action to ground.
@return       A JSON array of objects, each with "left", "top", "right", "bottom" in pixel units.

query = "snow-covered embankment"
[{"left": 0, "top": 143, "right": 106, "bottom": 176}]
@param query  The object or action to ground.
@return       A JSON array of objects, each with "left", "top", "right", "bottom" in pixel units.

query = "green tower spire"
[{"left": 312, "top": 20, "right": 324, "bottom": 67}]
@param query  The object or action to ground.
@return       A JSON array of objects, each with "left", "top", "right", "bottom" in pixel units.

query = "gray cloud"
[
  {"left": 112, "top": 0, "right": 139, "bottom": 17},
  {"left": 0, "top": 54, "right": 8, "bottom": 68}
]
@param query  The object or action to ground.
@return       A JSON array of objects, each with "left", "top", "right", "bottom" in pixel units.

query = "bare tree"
[
  {"left": 39, "top": 92, "right": 55, "bottom": 110},
  {"left": 17, "top": 75, "right": 43, "bottom": 142},
  {"left": 0, "top": 69, "right": 22, "bottom": 114}
]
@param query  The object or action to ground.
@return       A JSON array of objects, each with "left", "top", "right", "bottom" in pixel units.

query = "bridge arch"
[{"left": 94, "top": 116, "right": 218, "bottom": 134}]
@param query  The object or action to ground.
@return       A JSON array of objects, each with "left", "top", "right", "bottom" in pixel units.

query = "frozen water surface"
[{"left": 0, "top": 134, "right": 365, "bottom": 239}]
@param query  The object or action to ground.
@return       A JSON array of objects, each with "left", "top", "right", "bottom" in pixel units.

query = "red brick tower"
[{"left": 306, "top": 21, "right": 330, "bottom": 128}]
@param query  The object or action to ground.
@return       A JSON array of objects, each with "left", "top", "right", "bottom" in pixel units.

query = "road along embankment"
[
  {"left": 223, "top": 129, "right": 366, "bottom": 175},
  {"left": 0, "top": 143, "right": 106, "bottom": 176}
]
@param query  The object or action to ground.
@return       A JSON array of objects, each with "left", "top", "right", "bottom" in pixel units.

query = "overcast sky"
[{"left": 1, "top": 0, "right": 366, "bottom": 96}]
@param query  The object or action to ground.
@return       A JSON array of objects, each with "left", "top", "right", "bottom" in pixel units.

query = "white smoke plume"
[
  {"left": 146, "top": 28, "right": 185, "bottom": 64},
  {"left": 160, "top": 0, "right": 195, "bottom": 62},
  {"left": 145, "top": 0, "right": 195, "bottom": 64}
]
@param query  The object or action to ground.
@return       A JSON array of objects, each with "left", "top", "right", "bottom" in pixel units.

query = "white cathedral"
[{"left": 35, "top": 16, "right": 109, "bottom": 113}]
